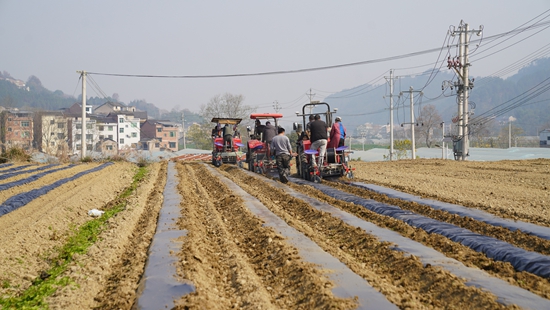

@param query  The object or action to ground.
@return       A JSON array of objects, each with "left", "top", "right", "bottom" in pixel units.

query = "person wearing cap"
[
  {"left": 309, "top": 114, "right": 328, "bottom": 167},
  {"left": 271, "top": 126, "right": 296, "bottom": 183},
  {"left": 328, "top": 116, "right": 346, "bottom": 148}
]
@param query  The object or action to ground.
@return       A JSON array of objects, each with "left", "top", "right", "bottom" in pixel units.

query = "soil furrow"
[
  {"left": 220, "top": 165, "right": 513, "bottom": 309},
  {"left": 174, "top": 162, "right": 356, "bottom": 309}
]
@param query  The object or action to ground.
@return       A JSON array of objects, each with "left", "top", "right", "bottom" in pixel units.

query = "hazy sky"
[{"left": 1, "top": 1, "right": 549, "bottom": 126}]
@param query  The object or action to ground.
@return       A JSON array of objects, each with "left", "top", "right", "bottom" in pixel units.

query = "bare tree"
[
  {"left": 415, "top": 104, "right": 443, "bottom": 148},
  {"left": 200, "top": 93, "right": 255, "bottom": 120}
]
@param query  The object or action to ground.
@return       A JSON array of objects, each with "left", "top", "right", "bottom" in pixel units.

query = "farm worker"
[
  {"left": 263, "top": 121, "right": 278, "bottom": 158},
  {"left": 305, "top": 114, "right": 315, "bottom": 140},
  {"left": 271, "top": 126, "right": 296, "bottom": 183},
  {"left": 309, "top": 114, "right": 328, "bottom": 167},
  {"left": 233, "top": 124, "right": 240, "bottom": 138},
  {"left": 328, "top": 116, "right": 346, "bottom": 148},
  {"left": 254, "top": 119, "right": 265, "bottom": 140},
  {"left": 223, "top": 124, "right": 234, "bottom": 150},
  {"left": 212, "top": 124, "right": 221, "bottom": 138}
]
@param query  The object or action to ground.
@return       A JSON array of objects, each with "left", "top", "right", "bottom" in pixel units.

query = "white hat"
[{"left": 335, "top": 116, "right": 342, "bottom": 121}]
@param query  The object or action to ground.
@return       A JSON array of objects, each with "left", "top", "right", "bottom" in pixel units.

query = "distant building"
[
  {"left": 540, "top": 129, "right": 550, "bottom": 148},
  {"left": 114, "top": 113, "right": 141, "bottom": 150},
  {"left": 141, "top": 120, "right": 178, "bottom": 151},
  {"left": 0, "top": 110, "right": 34, "bottom": 150},
  {"left": 94, "top": 102, "right": 135, "bottom": 115},
  {"left": 33, "top": 111, "right": 71, "bottom": 155}
]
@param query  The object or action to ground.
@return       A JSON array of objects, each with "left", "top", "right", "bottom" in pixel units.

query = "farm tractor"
[
  {"left": 211, "top": 117, "right": 245, "bottom": 167},
  {"left": 293, "top": 102, "right": 353, "bottom": 183},
  {"left": 245, "top": 113, "right": 283, "bottom": 175}
]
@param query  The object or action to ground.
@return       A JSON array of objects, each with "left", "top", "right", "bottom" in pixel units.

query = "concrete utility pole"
[
  {"left": 441, "top": 122, "right": 446, "bottom": 159},
  {"left": 384, "top": 69, "right": 397, "bottom": 160},
  {"left": 182, "top": 112, "right": 186, "bottom": 149},
  {"left": 273, "top": 100, "right": 281, "bottom": 113},
  {"left": 450, "top": 21, "right": 482, "bottom": 160},
  {"left": 77, "top": 70, "right": 87, "bottom": 160},
  {"left": 402, "top": 87, "right": 422, "bottom": 160},
  {"left": 306, "top": 89, "right": 315, "bottom": 114}
]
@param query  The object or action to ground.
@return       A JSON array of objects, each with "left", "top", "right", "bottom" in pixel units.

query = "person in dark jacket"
[
  {"left": 223, "top": 124, "right": 234, "bottom": 150},
  {"left": 309, "top": 114, "right": 328, "bottom": 167},
  {"left": 253, "top": 119, "right": 265, "bottom": 140},
  {"left": 263, "top": 121, "right": 277, "bottom": 158}
]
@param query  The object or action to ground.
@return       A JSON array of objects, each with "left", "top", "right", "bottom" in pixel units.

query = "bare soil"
[{"left": 0, "top": 158, "right": 549, "bottom": 309}]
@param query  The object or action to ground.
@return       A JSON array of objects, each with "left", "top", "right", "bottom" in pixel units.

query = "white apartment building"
[{"left": 116, "top": 114, "right": 140, "bottom": 150}]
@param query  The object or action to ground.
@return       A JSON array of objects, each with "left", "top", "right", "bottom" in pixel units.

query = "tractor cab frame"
[
  {"left": 293, "top": 102, "right": 353, "bottom": 182},
  {"left": 245, "top": 113, "right": 283, "bottom": 175},
  {"left": 211, "top": 117, "right": 245, "bottom": 167}
]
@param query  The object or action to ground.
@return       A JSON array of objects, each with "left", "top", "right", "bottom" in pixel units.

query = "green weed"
[{"left": 0, "top": 165, "right": 148, "bottom": 309}]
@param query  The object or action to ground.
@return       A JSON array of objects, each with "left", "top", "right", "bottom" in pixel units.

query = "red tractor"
[
  {"left": 293, "top": 102, "right": 353, "bottom": 182},
  {"left": 245, "top": 113, "right": 283, "bottom": 175},
  {"left": 211, "top": 118, "right": 245, "bottom": 167}
]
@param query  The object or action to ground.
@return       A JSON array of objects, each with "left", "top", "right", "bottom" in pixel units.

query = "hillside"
[{"left": 325, "top": 57, "right": 550, "bottom": 136}]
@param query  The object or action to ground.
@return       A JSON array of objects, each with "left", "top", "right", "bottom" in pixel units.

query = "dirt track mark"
[
  {"left": 219, "top": 165, "right": 513, "bottom": 309},
  {"left": 173, "top": 162, "right": 355, "bottom": 309}
]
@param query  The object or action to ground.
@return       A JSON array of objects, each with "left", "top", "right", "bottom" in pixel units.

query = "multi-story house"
[
  {"left": 71, "top": 117, "right": 98, "bottom": 153},
  {"left": 113, "top": 113, "right": 141, "bottom": 150},
  {"left": 141, "top": 120, "right": 179, "bottom": 151},
  {"left": 34, "top": 111, "right": 71, "bottom": 155},
  {"left": 0, "top": 109, "right": 34, "bottom": 150}
]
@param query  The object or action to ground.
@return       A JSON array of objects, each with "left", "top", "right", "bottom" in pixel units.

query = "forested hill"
[
  {"left": 0, "top": 73, "right": 172, "bottom": 121},
  {"left": 0, "top": 74, "right": 74, "bottom": 111},
  {"left": 324, "top": 57, "right": 550, "bottom": 136}
]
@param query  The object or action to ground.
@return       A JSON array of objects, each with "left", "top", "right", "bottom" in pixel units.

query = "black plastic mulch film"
[
  {"left": 294, "top": 179, "right": 550, "bottom": 279},
  {"left": 0, "top": 162, "right": 113, "bottom": 217},
  {"left": 0, "top": 165, "right": 75, "bottom": 192}
]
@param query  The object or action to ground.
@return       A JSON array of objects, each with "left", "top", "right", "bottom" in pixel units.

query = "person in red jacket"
[{"left": 328, "top": 116, "right": 346, "bottom": 148}]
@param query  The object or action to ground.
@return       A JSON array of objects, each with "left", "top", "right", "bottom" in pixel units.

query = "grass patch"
[{"left": 0, "top": 165, "right": 149, "bottom": 309}]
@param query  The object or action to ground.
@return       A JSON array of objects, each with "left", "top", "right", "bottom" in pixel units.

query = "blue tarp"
[
  {"left": 0, "top": 162, "right": 113, "bottom": 217},
  {"left": 293, "top": 179, "right": 550, "bottom": 278}
]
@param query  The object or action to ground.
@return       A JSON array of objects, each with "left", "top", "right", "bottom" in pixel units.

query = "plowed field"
[{"left": 0, "top": 158, "right": 549, "bottom": 309}]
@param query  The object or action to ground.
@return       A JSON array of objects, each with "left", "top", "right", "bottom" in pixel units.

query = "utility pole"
[
  {"left": 441, "top": 122, "right": 446, "bottom": 159},
  {"left": 273, "top": 100, "right": 281, "bottom": 113},
  {"left": 77, "top": 70, "right": 87, "bottom": 160},
  {"left": 401, "top": 87, "right": 422, "bottom": 160},
  {"left": 182, "top": 112, "right": 186, "bottom": 149},
  {"left": 306, "top": 88, "right": 315, "bottom": 114},
  {"left": 384, "top": 69, "right": 397, "bottom": 160},
  {"left": 449, "top": 21, "right": 482, "bottom": 160}
]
